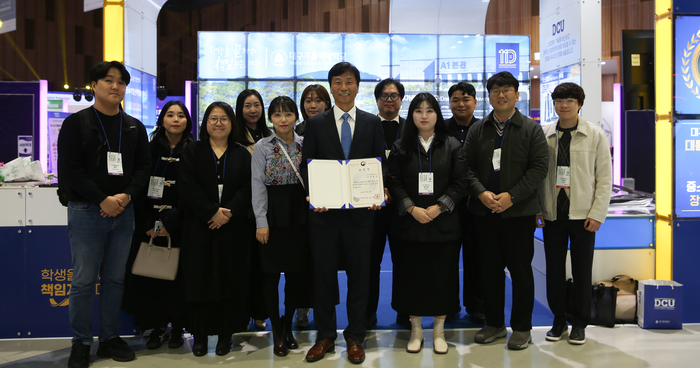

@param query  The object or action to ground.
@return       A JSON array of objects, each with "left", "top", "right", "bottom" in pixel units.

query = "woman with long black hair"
[
  {"left": 386, "top": 92, "right": 468, "bottom": 354},
  {"left": 122, "top": 101, "right": 194, "bottom": 350}
]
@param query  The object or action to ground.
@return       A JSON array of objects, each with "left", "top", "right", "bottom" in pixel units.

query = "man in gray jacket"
[{"left": 463, "top": 71, "right": 548, "bottom": 350}]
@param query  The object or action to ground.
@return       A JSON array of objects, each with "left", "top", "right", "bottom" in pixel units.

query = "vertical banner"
[
  {"left": 18, "top": 135, "right": 32, "bottom": 157},
  {"left": 48, "top": 112, "right": 70, "bottom": 174}
]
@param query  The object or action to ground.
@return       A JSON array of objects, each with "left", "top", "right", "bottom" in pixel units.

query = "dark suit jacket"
[{"left": 300, "top": 107, "right": 385, "bottom": 226}]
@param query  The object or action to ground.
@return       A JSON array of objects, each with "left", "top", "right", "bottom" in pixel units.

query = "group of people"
[{"left": 58, "top": 60, "right": 611, "bottom": 368}]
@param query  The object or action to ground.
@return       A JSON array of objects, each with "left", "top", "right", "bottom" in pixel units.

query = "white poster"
[{"left": 540, "top": 0, "right": 581, "bottom": 73}]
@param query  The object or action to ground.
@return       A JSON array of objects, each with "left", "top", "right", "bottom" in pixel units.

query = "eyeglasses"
[
  {"left": 379, "top": 93, "right": 401, "bottom": 101},
  {"left": 207, "top": 117, "right": 230, "bottom": 125},
  {"left": 489, "top": 88, "right": 515, "bottom": 96},
  {"left": 554, "top": 98, "right": 578, "bottom": 106}
]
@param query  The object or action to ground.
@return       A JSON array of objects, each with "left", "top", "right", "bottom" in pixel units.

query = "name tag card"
[
  {"left": 147, "top": 176, "right": 165, "bottom": 199},
  {"left": 492, "top": 148, "right": 502, "bottom": 172},
  {"left": 418, "top": 172, "right": 434, "bottom": 195},
  {"left": 556, "top": 166, "right": 571, "bottom": 188},
  {"left": 107, "top": 152, "right": 123, "bottom": 176}
]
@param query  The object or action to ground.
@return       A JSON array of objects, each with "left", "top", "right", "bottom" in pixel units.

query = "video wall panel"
[{"left": 198, "top": 32, "right": 530, "bottom": 124}]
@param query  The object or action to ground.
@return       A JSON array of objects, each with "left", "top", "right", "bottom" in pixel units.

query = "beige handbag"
[{"left": 132, "top": 236, "right": 180, "bottom": 281}]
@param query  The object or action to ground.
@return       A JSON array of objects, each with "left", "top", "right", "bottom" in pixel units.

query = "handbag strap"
[{"left": 278, "top": 138, "right": 305, "bottom": 189}]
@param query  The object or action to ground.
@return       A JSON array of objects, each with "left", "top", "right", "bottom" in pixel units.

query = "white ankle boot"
[
  {"left": 433, "top": 317, "right": 448, "bottom": 354},
  {"left": 407, "top": 317, "right": 423, "bottom": 353}
]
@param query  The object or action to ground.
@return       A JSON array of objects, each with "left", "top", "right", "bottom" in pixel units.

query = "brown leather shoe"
[
  {"left": 345, "top": 338, "right": 365, "bottom": 364},
  {"left": 305, "top": 338, "right": 335, "bottom": 362}
]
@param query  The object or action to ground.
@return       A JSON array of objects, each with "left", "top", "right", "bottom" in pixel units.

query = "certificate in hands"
[{"left": 307, "top": 157, "right": 385, "bottom": 209}]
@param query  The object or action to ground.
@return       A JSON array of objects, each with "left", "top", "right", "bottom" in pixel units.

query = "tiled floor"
[{"left": 2, "top": 324, "right": 699, "bottom": 367}]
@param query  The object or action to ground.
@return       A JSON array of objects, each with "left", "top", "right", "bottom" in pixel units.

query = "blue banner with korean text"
[{"left": 675, "top": 120, "right": 700, "bottom": 218}]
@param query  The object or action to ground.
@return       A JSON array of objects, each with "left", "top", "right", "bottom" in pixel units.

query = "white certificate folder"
[{"left": 307, "top": 157, "right": 385, "bottom": 209}]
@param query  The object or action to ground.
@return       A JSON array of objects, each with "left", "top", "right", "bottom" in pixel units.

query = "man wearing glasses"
[
  {"left": 462, "top": 71, "right": 548, "bottom": 350},
  {"left": 365, "top": 79, "right": 409, "bottom": 330}
]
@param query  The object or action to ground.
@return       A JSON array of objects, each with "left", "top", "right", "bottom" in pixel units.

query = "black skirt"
[
  {"left": 390, "top": 239, "right": 461, "bottom": 316},
  {"left": 258, "top": 184, "right": 310, "bottom": 273}
]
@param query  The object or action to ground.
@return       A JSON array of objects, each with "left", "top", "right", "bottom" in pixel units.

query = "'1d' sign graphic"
[{"left": 496, "top": 43, "right": 519, "bottom": 73}]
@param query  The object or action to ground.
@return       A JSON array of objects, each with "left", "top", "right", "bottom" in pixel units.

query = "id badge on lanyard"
[
  {"left": 556, "top": 166, "right": 571, "bottom": 188},
  {"left": 418, "top": 172, "right": 434, "bottom": 195},
  {"left": 147, "top": 176, "right": 165, "bottom": 199},
  {"left": 492, "top": 148, "right": 502, "bottom": 172},
  {"left": 107, "top": 152, "right": 124, "bottom": 176}
]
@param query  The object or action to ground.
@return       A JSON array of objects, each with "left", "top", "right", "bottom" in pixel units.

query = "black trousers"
[
  {"left": 309, "top": 211, "right": 373, "bottom": 342},
  {"left": 543, "top": 218, "right": 595, "bottom": 328},
  {"left": 475, "top": 214, "right": 535, "bottom": 332},
  {"left": 459, "top": 207, "right": 484, "bottom": 315},
  {"left": 261, "top": 271, "right": 308, "bottom": 328},
  {"left": 367, "top": 209, "right": 393, "bottom": 320}
]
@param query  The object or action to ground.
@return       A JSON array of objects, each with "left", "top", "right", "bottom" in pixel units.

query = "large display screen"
[
  {"left": 198, "top": 32, "right": 531, "bottom": 124},
  {"left": 675, "top": 120, "right": 700, "bottom": 218},
  {"left": 124, "top": 66, "right": 157, "bottom": 133}
]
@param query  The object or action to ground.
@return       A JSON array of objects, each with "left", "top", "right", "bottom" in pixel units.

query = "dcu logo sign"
[
  {"left": 654, "top": 298, "right": 676, "bottom": 310},
  {"left": 496, "top": 43, "right": 519, "bottom": 73}
]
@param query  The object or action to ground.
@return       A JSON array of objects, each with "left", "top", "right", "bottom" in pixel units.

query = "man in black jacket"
[
  {"left": 366, "top": 78, "right": 409, "bottom": 330},
  {"left": 445, "top": 82, "right": 485, "bottom": 325},
  {"left": 463, "top": 72, "right": 548, "bottom": 350},
  {"left": 58, "top": 61, "right": 150, "bottom": 368}
]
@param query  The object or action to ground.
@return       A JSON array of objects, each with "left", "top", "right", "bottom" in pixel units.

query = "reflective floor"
[{"left": 2, "top": 324, "right": 699, "bottom": 367}]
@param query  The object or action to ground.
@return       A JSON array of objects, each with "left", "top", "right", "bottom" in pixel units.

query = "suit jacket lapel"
[
  {"left": 349, "top": 109, "right": 367, "bottom": 159},
  {"left": 323, "top": 110, "right": 345, "bottom": 159}
]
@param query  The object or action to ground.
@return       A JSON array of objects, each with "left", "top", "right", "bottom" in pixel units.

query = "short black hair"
[
  {"left": 551, "top": 82, "right": 585, "bottom": 108},
  {"left": 89, "top": 61, "right": 130, "bottom": 86},
  {"left": 374, "top": 78, "right": 405, "bottom": 101},
  {"left": 486, "top": 71, "right": 519, "bottom": 93},
  {"left": 268, "top": 95, "right": 300, "bottom": 122},
  {"left": 328, "top": 62, "right": 361, "bottom": 86},
  {"left": 199, "top": 101, "right": 248, "bottom": 147},
  {"left": 447, "top": 82, "right": 476, "bottom": 99}
]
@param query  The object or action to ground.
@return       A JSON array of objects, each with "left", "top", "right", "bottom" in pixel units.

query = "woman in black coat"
[
  {"left": 122, "top": 101, "right": 193, "bottom": 349},
  {"left": 386, "top": 92, "right": 468, "bottom": 354},
  {"left": 178, "top": 101, "right": 253, "bottom": 357}
]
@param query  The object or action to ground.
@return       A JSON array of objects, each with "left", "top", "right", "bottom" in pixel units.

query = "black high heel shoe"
[
  {"left": 215, "top": 334, "right": 232, "bottom": 356},
  {"left": 192, "top": 335, "right": 208, "bottom": 357}
]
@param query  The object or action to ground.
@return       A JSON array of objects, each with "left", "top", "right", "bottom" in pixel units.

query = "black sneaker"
[
  {"left": 146, "top": 328, "right": 163, "bottom": 350},
  {"left": 568, "top": 327, "right": 586, "bottom": 345},
  {"left": 168, "top": 329, "right": 185, "bottom": 349},
  {"left": 545, "top": 324, "right": 568, "bottom": 341},
  {"left": 67, "top": 343, "right": 90, "bottom": 368},
  {"left": 96, "top": 337, "right": 136, "bottom": 362}
]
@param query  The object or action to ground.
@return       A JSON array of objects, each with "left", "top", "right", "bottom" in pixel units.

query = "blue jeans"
[{"left": 67, "top": 201, "right": 134, "bottom": 344}]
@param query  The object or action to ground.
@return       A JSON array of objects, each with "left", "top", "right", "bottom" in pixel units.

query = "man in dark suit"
[
  {"left": 444, "top": 81, "right": 486, "bottom": 325},
  {"left": 366, "top": 78, "right": 410, "bottom": 330},
  {"left": 301, "top": 62, "right": 385, "bottom": 365}
]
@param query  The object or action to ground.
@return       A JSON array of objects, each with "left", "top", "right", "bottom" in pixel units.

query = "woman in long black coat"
[
  {"left": 178, "top": 101, "right": 253, "bottom": 357},
  {"left": 122, "top": 101, "right": 194, "bottom": 349},
  {"left": 386, "top": 92, "right": 468, "bottom": 354}
]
